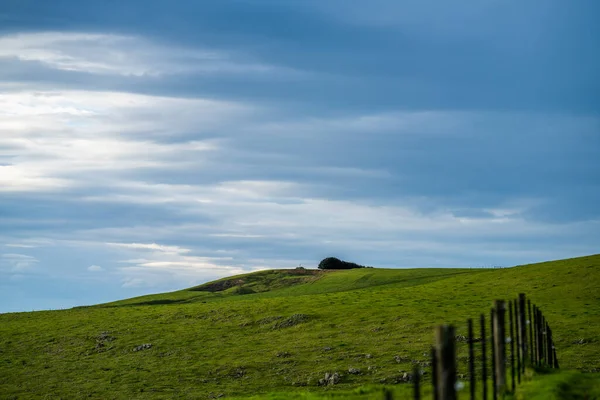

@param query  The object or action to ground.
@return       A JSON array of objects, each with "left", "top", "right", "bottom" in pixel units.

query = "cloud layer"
[{"left": 0, "top": 32, "right": 296, "bottom": 77}]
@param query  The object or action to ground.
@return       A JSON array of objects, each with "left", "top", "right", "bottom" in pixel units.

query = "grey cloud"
[
  {"left": 1, "top": 253, "right": 39, "bottom": 271},
  {"left": 0, "top": 32, "right": 301, "bottom": 78}
]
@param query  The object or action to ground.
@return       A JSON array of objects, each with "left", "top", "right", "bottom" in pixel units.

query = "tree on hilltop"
[{"left": 318, "top": 257, "right": 366, "bottom": 270}]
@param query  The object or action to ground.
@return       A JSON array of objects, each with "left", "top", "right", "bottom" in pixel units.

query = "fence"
[{"left": 392, "top": 293, "right": 558, "bottom": 399}]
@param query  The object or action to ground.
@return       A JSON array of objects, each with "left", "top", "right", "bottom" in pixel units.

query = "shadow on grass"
[{"left": 100, "top": 298, "right": 195, "bottom": 308}]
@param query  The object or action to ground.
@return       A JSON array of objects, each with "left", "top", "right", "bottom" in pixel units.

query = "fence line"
[{"left": 398, "top": 293, "right": 560, "bottom": 400}]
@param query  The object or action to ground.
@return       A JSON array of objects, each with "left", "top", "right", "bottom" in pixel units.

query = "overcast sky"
[{"left": 1, "top": 0, "right": 599, "bottom": 313}]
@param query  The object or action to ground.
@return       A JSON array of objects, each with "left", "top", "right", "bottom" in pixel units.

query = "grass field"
[{"left": 1, "top": 254, "right": 599, "bottom": 399}]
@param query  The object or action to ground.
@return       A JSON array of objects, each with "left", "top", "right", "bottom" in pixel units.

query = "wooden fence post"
[
  {"left": 493, "top": 300, "right": 506, "bottom": 396},
  {"left": 468, "top": 319, "right": 475, "bottom": 400},
  {"left": 432, "top": 347, "right": 439, "bottom": 400},
  {"left": 532, "top": 305, "right": 537, "bottom": 365},
  {"left": 546, "top": 323, "right": 553, "bottom": 368},
  {"left": 514, "top": 299, "right": 521, "bottom": 383},
  {"left": 509, "top": 301, "right": 516, "bottom": 393},
  {"left": 481, "top": 314, "right": 488, "bottom": 400},
  {"left": 518, "top": 294, "right": 527, "bottom": 373},
  {"left": 528, "top": 300, "right": 533, "bottom": 364},
  {"left": 383, "top": 389, "right": 393, "bottom": 400},
  {"left": 413, "top": 364, "right": 420, "bottom": 400},
  {"left": 540, "top": 312, "right": 546, "bottom": 365},
  {"left": 535, "top": 306, "right": 544, "bottom": 366},
  {"left": 490, "top": 309, "right": 497, "bottom": 400},
  {"left": 435, "top": 325, "right": 457, "bottom": 400}
]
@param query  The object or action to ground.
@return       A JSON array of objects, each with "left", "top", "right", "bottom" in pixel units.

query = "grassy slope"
[
  {"left": 513, "top": 369, "right": 600, "bottom": 400},
  {"left": 0, "top": 255, "right": 599, "bottom": 399}
]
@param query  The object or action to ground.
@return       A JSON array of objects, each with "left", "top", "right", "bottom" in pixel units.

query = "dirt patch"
[
  {"left": 287, "top": 268, "right": 324, "bottom": 276},
  {"left": 193, "top": 278, "right": 245, "bottom": 292},
  {"left": 190, "top": 269, "right": 324, "bottom": 293}
]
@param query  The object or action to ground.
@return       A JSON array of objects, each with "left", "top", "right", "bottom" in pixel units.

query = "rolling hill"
[{"left": 1, "top": 254, "right": 599, "bottom": 399}]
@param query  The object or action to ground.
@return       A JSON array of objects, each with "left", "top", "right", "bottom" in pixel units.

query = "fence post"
[
  {"left": 528, "top": 300, "right": 533, "bottom": 364},
  {"left": 481, "top": 314, "right": 487, "bottom": 400},
  {"left": 435, "top": 325, "right": 457, "bottom": 400},
  {"left": 540, "top": 312, "right": 546, "bottom": 365},
  {"left": 509, "top": 301, "right": 516, "bottom": 393},
  {"left": 413, "top": 364, "right": 420, "bottom": 400},
  {"left": 535, "top": 306, "right": 544, "bottom": 366},
  {"left": 432, "top": 347, "right": 439, "bottom": 400},
  {"left": 468, "top": 319, "right": 475, "bottom": 400},
  {"left": 491, "top": 309, "right": 497, "bottom": 400},
  {"left": 518, "top": 294, "right": 527, "bottom": 373},
  {"left": 493, "top": 300, "right": 506, "bottom": 396},
  {"left": 532, "top": 305, "right": 537, "bottom": 365},
  {"left": 383, "top": 389, "right": 393, "bottom": 400},
  {"left": 546, "top": 323, "right": 553, "bottom": 368},
  {"left": 514, "top": 299, "right": 521, "bottom": 383}
]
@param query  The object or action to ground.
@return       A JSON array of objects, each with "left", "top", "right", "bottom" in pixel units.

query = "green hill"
[{"left": 1, "top": 255, "right": 599, "bottom": 399}]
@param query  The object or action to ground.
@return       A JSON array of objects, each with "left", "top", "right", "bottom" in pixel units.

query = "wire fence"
[{"left": 385, "top": 293, "right": 558, "bottom": 399}]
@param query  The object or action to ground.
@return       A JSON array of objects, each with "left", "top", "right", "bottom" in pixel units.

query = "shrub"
[{"left": 318, "top": 257, "right": 366, "bottom": 270}]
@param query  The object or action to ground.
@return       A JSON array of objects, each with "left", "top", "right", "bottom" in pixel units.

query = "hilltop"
[{"left": 1, "top": 254, "right": 599, "bottom": 399}]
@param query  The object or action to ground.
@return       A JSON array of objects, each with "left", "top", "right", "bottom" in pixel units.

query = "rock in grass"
[
  {"left": 318, "top": 372, "right": 340, "bottom": 386},
  {"left": 133, "top": 344, "right": 152, "bottom": 352},
  {"left": 232, "top": 367, "right": 245, "bottom": 378},
  {"left": 394, "top": 355, "right": 410, "bottom": 363},
  {"left": 95, "top": 331, "right": 116, "bottom": 353},
  {"left": 399, "top": 372, "right": 412, "bottom": 383},
  {"left": 348, "top": 367, "right": 361, "bottom": 375},
  {"left": 390, "top": 372, "right": 412, "bottom": 383}
]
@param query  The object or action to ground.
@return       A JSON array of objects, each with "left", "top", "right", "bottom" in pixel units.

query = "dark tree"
[
  {"left": 318, "top": 257, "right": 366, "bottom": 270},
  {"left": 318, "top": 257, "right": 343, "bottom": 270}
]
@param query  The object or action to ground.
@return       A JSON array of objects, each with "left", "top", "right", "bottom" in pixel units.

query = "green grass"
[
  {"left": 1, "top": 254, "right": 599, "bottom": 399},
  {"left": 513, "top": 369, "right": 600, "bottom": 400}
]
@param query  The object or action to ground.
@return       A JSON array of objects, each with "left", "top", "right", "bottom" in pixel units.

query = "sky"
[{"left": 1, "top": 0, "right": 599, "bottom": 313}]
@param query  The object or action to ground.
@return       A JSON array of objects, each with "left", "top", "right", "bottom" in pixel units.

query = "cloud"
[
  {"left": 0, "top": 165, "right": 72, "bottom": 192},
  {"left": 104, "top": 241, "right": 249, "bottom": 288},
  {"left": 1, "top": 239, "right": 54, "bottom": 248},
  {"left": 72, "top": 178, "right": 597, "bottom": 263},
  {"left": 1, "top": 253, "right": 39, "bottom": 271},
  {"left": 0, "top": 32, "right": 298, "bottom": 77},
  {"left": 87, "top": 265, "right": 104, "bottom": 272},
  {"left": 0, "top": 88, "right": 249, "bottom": 135},
  {"left": 107, "top": 242, "right": 191, "bottom": 254},
  {"left": 0, "top": 89, "right": 250, "bottom": 193},
  {"left": 2, "top": 85, "right": 596, "bottom": 280}
]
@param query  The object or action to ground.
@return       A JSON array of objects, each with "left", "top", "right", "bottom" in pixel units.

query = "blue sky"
[{"left": 1, "top": 0, "right": 598, "bottom": 313}]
